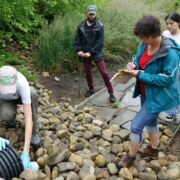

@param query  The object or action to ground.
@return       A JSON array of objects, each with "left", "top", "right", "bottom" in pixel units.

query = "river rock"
[
  {"left": 19, "top": 170, "right": 39, "bottom": 180},
  {"left": 107, "top": 163, "right": 118, "bottom": 175},
  {"left": 58, "top": 162, "right": 76, "bottom": 172},
  {"left": 138, "top": 172, "right": 157, "bottom": 180},
  {"left": 119, "top": 167, "right": 133, "bottom": 180},
  {"left": 79, "top": 163, "right": 95, "bottom": 178}
]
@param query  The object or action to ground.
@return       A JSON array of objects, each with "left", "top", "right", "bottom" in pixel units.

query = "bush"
[{"left": 0, "top": 0, "right": 43, "bottom": 48}]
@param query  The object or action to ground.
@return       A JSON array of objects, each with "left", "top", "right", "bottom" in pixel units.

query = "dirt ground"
[
  {"left": 38, "top": 61, "right": 180, "bottom": 160},
  {"left": 38, "top": 62, "right": 119, "bottom": 105}
]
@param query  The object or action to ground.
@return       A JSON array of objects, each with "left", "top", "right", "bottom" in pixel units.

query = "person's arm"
[
  {"left": 138, "top": 49, "right": 179, "bottom": 87},
  {"left": 20, "top": 104, "right": 33, "bottom": 169},
  {"left": 23, "top": 104, "right": 33, "bottom": 153},
  {"left": 73, "top": 27, "right": 83, "bottom": 53}
]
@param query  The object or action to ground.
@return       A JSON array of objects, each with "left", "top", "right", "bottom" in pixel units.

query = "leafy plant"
[{"left": 0, "top": 0, "right": 43, "bottom": 48}]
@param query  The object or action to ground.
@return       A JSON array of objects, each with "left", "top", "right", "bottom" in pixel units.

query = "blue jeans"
[{"left": 130, "top": 95, "right": 159, "bottom": 143}]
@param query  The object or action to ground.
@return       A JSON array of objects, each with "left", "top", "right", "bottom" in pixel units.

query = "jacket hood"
[
  {"left": 140, "top": 36, "right": 180, "bottom": 60},
  {"left": 158, "top": 36, "right": 180, "bottom": 57}
]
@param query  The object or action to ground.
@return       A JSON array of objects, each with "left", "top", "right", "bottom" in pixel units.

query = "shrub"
[{"left": 0, "top": 0, "right": 43, "bottom": 48}]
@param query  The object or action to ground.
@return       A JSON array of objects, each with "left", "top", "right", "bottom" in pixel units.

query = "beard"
[{"left": 87, "top": 17, "right": 96, "bottom": 24}]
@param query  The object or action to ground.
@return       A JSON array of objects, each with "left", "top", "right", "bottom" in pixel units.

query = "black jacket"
[{"left": 73, "top": 19, "right": 104, "bottom": 61}]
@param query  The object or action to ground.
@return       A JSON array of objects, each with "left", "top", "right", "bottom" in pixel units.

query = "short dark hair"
[
  {"left": 165, "top": 12, "right": 180, "bottom": 29},
  {"left": 134, "top": 15, "right": 161, "bottom": 38}
]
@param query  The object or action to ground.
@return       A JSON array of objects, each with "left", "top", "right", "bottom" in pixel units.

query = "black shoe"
[
  {"left": 84, "top": 90, "right": 94, "bottom": 97},
  {"left": 109, "top": 94, "right": 116, "bottom": 103},
  {"left": 31, "top": 133, "right": 42, "bottom": 150}
]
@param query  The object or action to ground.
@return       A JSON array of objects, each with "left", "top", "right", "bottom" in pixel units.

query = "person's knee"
[
  {"left": 0, "top": 106, "right": 16, "bottom": 121},
  {"left": 131, "top": 120, "right": 143, "bottom": 134},
  {"left": 146, "top": 126, "right": 159, "bottom": 134},
  {"left": 100, "top": 70, "right": 108, "bottom": 77}
]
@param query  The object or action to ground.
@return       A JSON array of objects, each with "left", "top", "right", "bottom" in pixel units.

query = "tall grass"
[
  {"left": 37, "top": 13, "right": 81, "bottom": 71},
  {"left": 37, "top": 0, "right": 180, "bottom": 71}
]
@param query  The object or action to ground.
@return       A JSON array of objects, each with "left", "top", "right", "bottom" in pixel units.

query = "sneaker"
[
  {"left": 165, "top": 114, "right": 176, "bottom": 122},
  {"left": 31, "top": 133, "right": 42, "bottom": 150},
  {"left": 139, "top": 145, "right": 158, "bottom": 158},
  {"left": 109, "top": 94, "right": 116, "bottom": 103},
  {"left": 115, "top": 154, "right": 136, "bottom": 169},
  {"left": 159, "top": 112, "right": 176, "bottom": 122},
  {"left": 84, "top": 90, "right": 94, "bottom": 97}
]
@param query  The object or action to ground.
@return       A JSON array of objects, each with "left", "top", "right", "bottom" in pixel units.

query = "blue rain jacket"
[{"left": 133, "top": 36, "right": 180, "bottom": 113}]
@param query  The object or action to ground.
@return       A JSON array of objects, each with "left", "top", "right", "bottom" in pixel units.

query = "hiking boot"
[
  {"left": 84, "top": 90, "right": 94, "bottom": 97},
  {"left": 115, "top": 154, "right": 136, "bottom": 169},
  {"left": 139, "top": 145, "right": 158, "bottom": 158},
  {"left": 31, "top": 133, "right": 42, "bottom": 150},
  {"left": 109, "top": 94, "right": 116, "bottom": 103}
]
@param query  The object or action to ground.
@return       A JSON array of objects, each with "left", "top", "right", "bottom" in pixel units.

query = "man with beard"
[{"left": 73, "top": 5, "right": 116, "bottom": 103}]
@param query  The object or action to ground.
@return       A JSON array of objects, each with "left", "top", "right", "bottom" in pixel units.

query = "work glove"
[
  {"left": 20, "top": 152, "right": 32, "bottom": 169},
  {"left": 0, "top": 137, "right": 9, "bottom": 151}
]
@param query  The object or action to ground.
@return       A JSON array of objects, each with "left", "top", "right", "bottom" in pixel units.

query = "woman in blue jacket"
[{"left": 116, "top": 15, "right": 180, "bottom": 169}]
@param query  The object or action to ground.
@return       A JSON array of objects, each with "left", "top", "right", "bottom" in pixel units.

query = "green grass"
[{"left": 0, "top": 49, "right": 37, "bottom": 82}]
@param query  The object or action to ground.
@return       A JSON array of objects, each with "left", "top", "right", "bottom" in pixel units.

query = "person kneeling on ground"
[
  {"left": 0, "top": 65, "right": 41, "bottom": 170},
  {"left": 115, "top": 15, "right": 180, "bottom": 169}
]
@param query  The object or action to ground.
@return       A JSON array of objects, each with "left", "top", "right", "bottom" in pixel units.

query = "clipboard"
[{"left": 111, "top": 70, "right": 133, "bottom": 84}]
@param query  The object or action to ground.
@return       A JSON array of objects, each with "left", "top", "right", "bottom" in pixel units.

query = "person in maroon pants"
[{"left": 73, "top": 5, "right": 116, "bottom": 103}]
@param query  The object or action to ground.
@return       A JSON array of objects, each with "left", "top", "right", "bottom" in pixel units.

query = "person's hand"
[
  {"left": 20, "top": 152, "right": 32, "bottom": 169},
  {"left": 124, "top": 69, "right": 140, "bottom": 77},
  {"left": 77, "top": 51, "right": 84, "bottom": 57},
  {"left": 0, "top": 137, "right": 9, "bottom": 151},
  {"left": 83, "top": 52, "right": 91, "bottom": 58},
  {"left": 127, "top": 62, "right": 136, "bottom": 71}
]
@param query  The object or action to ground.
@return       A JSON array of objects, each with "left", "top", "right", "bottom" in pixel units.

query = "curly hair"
[{"left": 134, "top": 15, "right": 161, "bottom": 38}]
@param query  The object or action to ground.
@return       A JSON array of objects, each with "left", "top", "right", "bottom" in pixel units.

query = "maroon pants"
[{"left": 83, "top": 57, "right": 113, "bottom": 94}]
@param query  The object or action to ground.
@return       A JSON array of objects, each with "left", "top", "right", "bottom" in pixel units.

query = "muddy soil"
[{"left": 38, "top": 62, "right": 120, "bottom": 105}]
